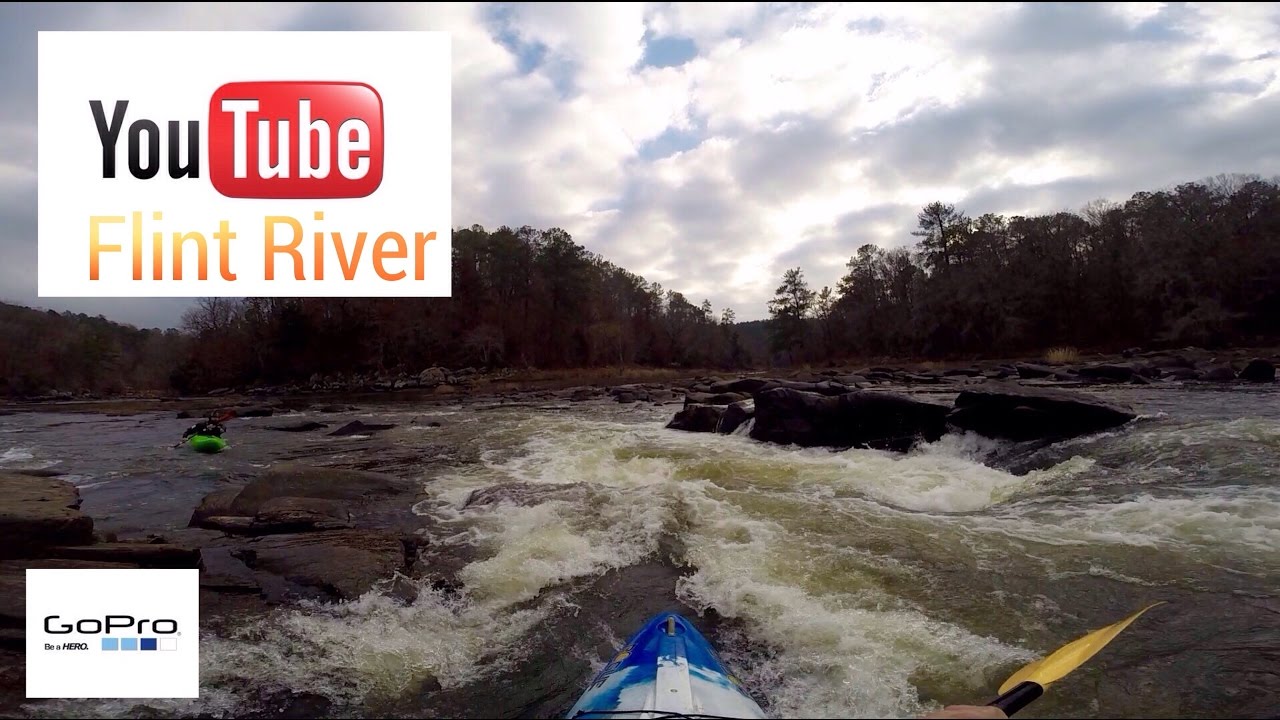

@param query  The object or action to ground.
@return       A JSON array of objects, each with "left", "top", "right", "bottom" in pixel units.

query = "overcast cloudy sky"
[{"left": 3, "top": 2, "right": 1279, "bottom": 329}]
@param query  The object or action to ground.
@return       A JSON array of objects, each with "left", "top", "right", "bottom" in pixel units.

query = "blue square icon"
[
  {"left": 120, "top": 637, "right": 138, "bottom": 651},
  {"left": 140, "top": 637, "right": 157, "bottom": 651},
  {"left": 101, "top": 638, "right": 118, "bottom": 651}
]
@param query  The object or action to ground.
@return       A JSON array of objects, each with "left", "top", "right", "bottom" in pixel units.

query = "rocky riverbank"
[{"left": 2, "top": 346, "right": 1275, "bottom": 416}]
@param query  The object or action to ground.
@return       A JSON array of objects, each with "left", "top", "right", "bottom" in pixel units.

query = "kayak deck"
[{"left": 566, "top": 613, "right": 768, "bottom": 719}]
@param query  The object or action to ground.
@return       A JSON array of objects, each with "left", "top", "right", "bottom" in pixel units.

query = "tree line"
[
  {"left": 3, "top": 173, "right": 1278, "bottom": 397},
  {"left": 767, "top": 174, "right": 1280, "bottom": 363},
  {"left": 0, "top": 303, "right": 186, "bottom": 397},
  {"left": 169, "top": 224, "right": 749, "bottom": 392}
]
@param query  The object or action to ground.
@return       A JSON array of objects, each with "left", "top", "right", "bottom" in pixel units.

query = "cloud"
[{"left": 2, "top": 2, "right": 1279, "bottom": 328}]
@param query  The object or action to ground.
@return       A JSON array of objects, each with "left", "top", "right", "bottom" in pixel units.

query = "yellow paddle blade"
[{"left": 999, "top": 602, "right": 1165, "bottom": 695}]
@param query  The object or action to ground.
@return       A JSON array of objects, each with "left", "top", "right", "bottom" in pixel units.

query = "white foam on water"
[
  {"left": 403, "top": 416, "right": 1045, "bottom": 717},
  {"left": 1020, "top": 488, "right": 1280, "bottom": 555},
  {"left": 0, "top": 446, "right": 34, "bottom": 464},
  {"left": 149, "top": 406, "right": 1279, "bottom": 718},
  {"left": 196, "top": 587, "right": 564, "bottom": 706}
]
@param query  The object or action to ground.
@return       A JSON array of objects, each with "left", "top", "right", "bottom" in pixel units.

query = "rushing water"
[{"left": 2, "top": 385, "right": 1278, "bottom": 719}]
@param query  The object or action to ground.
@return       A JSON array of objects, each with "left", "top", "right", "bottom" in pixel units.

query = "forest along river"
[{"left": 3, "top": 385, "right": 1278, "bottom": 719}]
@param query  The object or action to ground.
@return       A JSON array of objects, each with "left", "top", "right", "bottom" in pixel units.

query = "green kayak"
[{"left": 189, "top": 434, "right": 227, "bottom": 453}]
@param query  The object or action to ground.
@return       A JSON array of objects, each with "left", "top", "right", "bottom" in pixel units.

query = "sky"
[{"left": 2, "top": 2, "right": 1279, "bottom": 329}]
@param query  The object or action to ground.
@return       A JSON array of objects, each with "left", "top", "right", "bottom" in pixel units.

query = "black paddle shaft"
[{"left": 988, "top": 681, "right": 1044, "bottom": 716}]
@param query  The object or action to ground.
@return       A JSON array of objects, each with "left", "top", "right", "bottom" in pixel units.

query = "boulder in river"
[
  {"left": 946, "top": 381, "right": 1137, "bottom": 442},
  {"left": 1200, "top": 365, "right": 1237, "bottom": 382},
  {"left": 328, "top": 420, "right": 396, "bottom": 436},
  {"left": 684, "top": 391, "right": 749, "bottom": 406},
  {"left": 707, "top": 377, "right": 772, "bottom": 394},
  {"left": 1239, "top": 359, "right": 1275, "bottom": 383},
  {"left": 665, "top": 403, "right": 726, "bottom": 433},
  {"left": 189, "top": 462, "right": 421, "bottom": 533},
  {"left": 716, "top": 399, "right": 754, "bottom": 435},
  {"left": 234, "top": 529, "right": 417, "bottom": 602},
  {"left": 0, "top": 473, "right": 95, "bottom": 559},
  {"left": 1076, "top": 363, "right": 1136, "bottom": 382},
  {"left": 749, "top": 388, "right": 949, "bottom": 451}
]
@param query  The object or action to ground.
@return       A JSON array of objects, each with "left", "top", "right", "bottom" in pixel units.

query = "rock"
[
  {"left": 946, "top": 381, "right": 1137, "bottom": 442},
  {"left": 566, "top": 387, "right": 598, "bottom": 402},
  {"left": 609, "top": 385, "right": 652, "bottom": 403},
  {"left": 1201, "top": 365, "right": 1237, "bottom": 382},
  {"left": 837, "top": 374, "right": 869, "bottom": 386},
  {"left": 707, "top": 378, "right": 772, "bottom": 394},
  {"left": 228, "top": 463, "right": 415, "bottom": 517},
  {"left": 1147, "top": 354, "right": 1196, "bottom": 369},
  {"left": 749, "top": 388, "right": 949, "bottom": 452},
  {"left": 266, "top": 421, "right": 329, "bottom": 432},
  {"left": 197, "top": 547, "right": 261, "bottom": 594},
  {"left": 684, "top": 391, "right": 748, "bottom": 406},
  {"left": 758, "top": 379, "right": 852, "bottom": 396},
  {"left": 189, "top": 488, "right": 242, "bottom": 527},
  {"left": 1076, "top": 363, "right": 1136, "bottom": 382},
  {"left": 201, "top": 516, "right": 258, "bottom": 533},
  {"left": 47, "top": 543, "right": 199, "bottom": 568},
  {"left": 943, "top": 368, "right": 983, "bottom": 377},
  {"left": 1015, "top": 363, "right": 1055, "bottom": 379},
  {"left": 236, "top": 405, "right": 275, "bottom": 418},
  {"left": 1122, "top": 347, "right": 1143, "bottom": 358},
  {"left": 0, "top": 474, "right": 95, "bottom": 560},
  {"left": 1239, "top": 359, "right": 1276, "bottom": 383},
  {"left": 716, "top": 399, "right": 755, "bottom": 435},
  {"left": 316, "top": 404, "right": 356, "bottom": 413},
  {"left": 239, "top": 529, "right": 413, "bottom": 601},
  {"left": 250, "top": 497, "right": 352, "bottom": 533},
  {"left": 665, "top": 404, "right": 726, "bottom": 433},
  {"left": 328, "top": 420, "right": 396, "bottom": 436},
  {"left": 0, "top": 558, "right": 142, "bottom": 627},
  {"left": 1162, "top": 367, "right": 1200, "bottom": 381}
]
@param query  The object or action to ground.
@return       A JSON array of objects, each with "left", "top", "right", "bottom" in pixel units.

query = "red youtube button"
[{"left": 207, "top": 81, "right": 384, "bottom": 199}]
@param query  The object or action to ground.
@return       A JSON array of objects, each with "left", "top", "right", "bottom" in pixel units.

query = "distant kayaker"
[{"left": 182, "top": 412, "right": 226, "bottom": 439}]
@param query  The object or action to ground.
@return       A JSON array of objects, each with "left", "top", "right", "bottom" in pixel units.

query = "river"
[{"left": 2, "top": 384, "right": 1277, "bottom": 719}]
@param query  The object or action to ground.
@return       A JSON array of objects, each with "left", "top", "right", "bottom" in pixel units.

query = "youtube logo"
[
  {"left": 209, "top": 81, "right": 385, "bottom": 199},
  {"left": 89, "top": 82, "right": 385, "bottom": 199}
]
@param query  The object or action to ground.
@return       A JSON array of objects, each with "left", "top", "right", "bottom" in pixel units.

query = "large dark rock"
[
  {"left": 947, "top": 381, "right": 1137, "bottom": 442},
  {"left": 665, "top": 404, "right": 726, "bottom": 433},
  {"left": 707, "top": 378, "right": 772, "bottom": 394},
  {"left": 1239, "top": 359, "right": 1276, "bottom": 383},
  {"left": 47, "top": 543, "right": 199, "bottom": 568},
  {"left": 189, "top": 462, "right": 423, "bottom": 535},
  {"left": 329, "top": 420, "right": 395, "bottom": 436},
  {"left": 749, "top": 388, "right": 949, "bottom": 452},
  {"left": 1201, "top": 365, "right": 1237, "bottom": 382},
  {"left": 236, "top": 529, "right": 414, "bottom": 602},
  {"left": 757, "top": 379, "right": 853, "bottom": 396},
  {"left": 1076, "top": 363, "right": 1136, "bottom": 382},
  {"left": 1162, "top": 367, "right": 1200, "bottom": 381},
  {"left": 0, "top": 474, "right": 95, "bottom": 560},
  {"left": 684, "top": 391, "right": 748, "bottom": 406},
  {"left": 228, "top": 463, "right": 414, "bottom": 516},
  {"left": 716, "top": 399, "right": 755, "bottom": 435}
]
